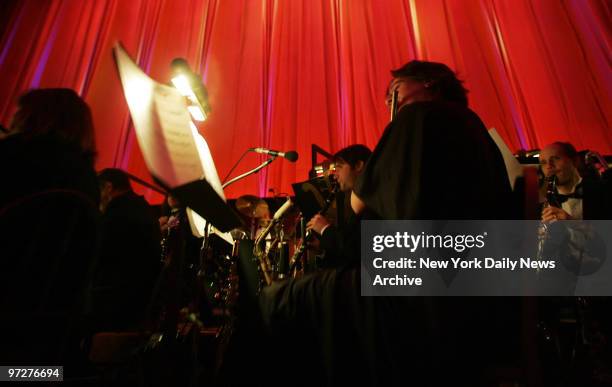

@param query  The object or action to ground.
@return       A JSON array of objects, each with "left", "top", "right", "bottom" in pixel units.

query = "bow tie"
[{"left": 554, "top": 184, "right": 583, "bottom": 203}]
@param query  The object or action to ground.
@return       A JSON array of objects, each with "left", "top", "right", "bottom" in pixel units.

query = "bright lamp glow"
[
  {"left": 171, "top": 75, "right": 195, "bottom": 98},
  {"left": 187, "top": 105, "right": 206, "bottom": 122},
  {"left": 171, "top": 74, "right": 207, "bottom": 121}
]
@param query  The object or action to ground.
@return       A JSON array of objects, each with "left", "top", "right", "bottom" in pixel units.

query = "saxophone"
[
  {"left": 253, "top": 197, "right": 293, "bottom": 287},
  {"left": 289, "top": 176, "right": 339, "bottom": 276}
]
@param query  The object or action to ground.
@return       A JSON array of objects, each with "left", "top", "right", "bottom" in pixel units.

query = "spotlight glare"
[{"left": 171, "top": 75, "right": 196, "bottom": 98}]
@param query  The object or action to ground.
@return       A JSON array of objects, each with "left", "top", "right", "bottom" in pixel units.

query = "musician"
[
  {"left": 539, "top": 141, "right": 611, "bottom": 221},
  {"left": 306, "top": 144, "right": 371, "bottom": 267},
  {"left": 351, "top": 60, "right": 517, "bottom": 383},
  {"left": 91, "top": 168, "right": 161, "bottom": 331},
  {"left": 0, "top": 88, "right": 99, "bottom": 366},
  {"left": 538, "top": 143, "right": 612, "bottom": 382},
  {"left": 157, "top": 193, "right": 207, "bottom": 323},
  {"left": 351, "top": 60, "right": 512, "bottom": 219},
  {"left": 538, "top": 142, "right": 611, "bottom": 282},
  {"left": 0, "top": 88, "right": 99, "bottom": 207},
  {"left": 159, "top": 193, "right": 181, "bottom": 235},
  {"left": 258, "top": 61, "right": 520, "bottom": 386}
]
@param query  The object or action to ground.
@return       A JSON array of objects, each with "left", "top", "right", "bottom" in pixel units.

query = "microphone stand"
[
  {"left": 206, "top": 155, "right": 277, "bottom": 274},
  {"left": 222, "top": 156, "right": 277, "bottom": 189},
  {"left": 200, "top": 155, "right": 277, "bottom": 301}
]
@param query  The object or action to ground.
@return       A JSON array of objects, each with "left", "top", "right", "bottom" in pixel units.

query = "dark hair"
[
  {"left": 10, "top": 88, "right": 96, "bottom": 161},
  {"left": 333, "top": 144, "right": 372, "bottom": 168},
  {"left": 391, "top": 60, "right": 469, "bottom": 107},
  {"left": 98, "top": 168, "right": 132, "bottom": 192},
  {"left": 549, "top": 141, "right": 578, "bottom": 159}
]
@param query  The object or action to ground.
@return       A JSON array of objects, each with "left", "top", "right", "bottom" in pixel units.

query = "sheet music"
[
  {"left": 114, "top": 43, "right": 204, "bottom": 188},
  {"left": 488, "top": 128, "right": 523, "bottom": 190},
  {"left": 186, "top": 122, "right": 233, "bottom": 242},
  {"left": 114, "top": 43, "right": 235, "bottom": 239}
]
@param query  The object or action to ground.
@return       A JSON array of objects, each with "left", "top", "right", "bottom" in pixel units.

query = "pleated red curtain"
[{"left": 0, "top": 0, "right": 610, "bottom": 200}]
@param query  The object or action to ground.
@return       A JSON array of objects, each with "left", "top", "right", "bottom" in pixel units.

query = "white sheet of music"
[
  {"left": 488, "top": 128, "right": 523, "bottom": 190},
  {"left": 114, "top": 43, "right": 232, "bottom": 242},
  {"left": 186, "top": 122, "right": 233, "bottom": 243},
  {"left": 114, "top": 43, "right": 204, "bottom": 188}
]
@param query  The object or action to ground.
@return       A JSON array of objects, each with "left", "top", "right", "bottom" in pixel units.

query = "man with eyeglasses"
[{"left": 352, "top": 60, "right": 512, "bottom": 220}]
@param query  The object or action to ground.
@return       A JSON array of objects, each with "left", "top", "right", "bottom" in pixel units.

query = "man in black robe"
[
  {"left": 349, "top": 61, "right": 524, "bottom": 385},
  {"left": 351, "top": 61, "right": 512, "bottom": 219},
  {"left": 91, "top": 168, "right": 161, "bottom": 331},
  {"left": 0, "top": 89, "right": 100, "bottom": 368},
  {"left": 258, "top": 61, "right": 519, "bottom": 386}
]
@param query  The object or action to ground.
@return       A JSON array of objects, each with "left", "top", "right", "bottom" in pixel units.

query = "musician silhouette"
[{"left": 306, "top": 144, "right": 371, "bottom": 268}]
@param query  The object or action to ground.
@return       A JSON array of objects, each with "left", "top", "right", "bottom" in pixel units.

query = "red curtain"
[{"left": 0, "top": 0, "right": 610, "bottom": 201}]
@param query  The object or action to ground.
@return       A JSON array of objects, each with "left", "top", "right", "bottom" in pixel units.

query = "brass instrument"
[
  {"left": 253, "top": 219, "right": 275, "bottom": 286},
  {"left": 253, "top": 198, "right": 293, "bottom": 287},
  {"left": 289, "top": 176, "right": 339, "bottom": 276}
]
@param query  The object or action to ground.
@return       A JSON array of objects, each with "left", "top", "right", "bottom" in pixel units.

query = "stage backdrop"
[{"left": 0, "top": 0, "right": 609, "bottom": 201}]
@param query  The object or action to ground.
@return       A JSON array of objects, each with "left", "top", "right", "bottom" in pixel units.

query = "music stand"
[
  {"left": 292, "top": 176, "right": 336, "bottom": 221},
  {"left": 114, "top": 43, "right": 242, "bottom": 386},
  {"left": 113, "top": 43, "right": 240, "bottom": 232}
]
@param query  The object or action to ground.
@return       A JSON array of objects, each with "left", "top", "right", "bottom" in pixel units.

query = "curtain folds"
[{"left": 0, "top": 0, "right": 609, "bottom": 200}]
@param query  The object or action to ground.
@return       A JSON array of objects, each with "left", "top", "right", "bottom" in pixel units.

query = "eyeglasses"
[
  {"left": 386, "top": 79, "right": 405, "bottom": 98},
  {"left": 385, "top": 77, "right": 430, "bottom": 99}
]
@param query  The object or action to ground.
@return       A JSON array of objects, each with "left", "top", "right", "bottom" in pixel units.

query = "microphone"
[{"left": 250, "top": 147, "right": 299, "bottom": 162}]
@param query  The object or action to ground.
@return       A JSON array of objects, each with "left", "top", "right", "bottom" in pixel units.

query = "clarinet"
[
  {"left": 536, "top": 175, "right": 560, "bottom": 264},
  {"left": 160, "top": 208, "right": 181, "bottom": 265},
  {"left": 289, "top": 178, "right": 339, "bottom": 274}
]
